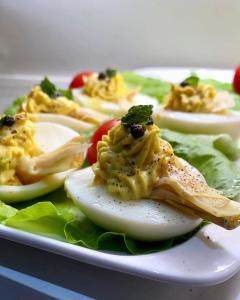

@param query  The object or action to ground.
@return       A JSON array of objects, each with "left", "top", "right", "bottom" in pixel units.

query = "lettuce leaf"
[
  {"left": 123, "top": 72, "right": 171, "bottom": 102},
  {"left": 4, "top": 97, "right": 25, "bottom": 115},
  {"left": 4, "top": 202, "right": 69, "bottom": 240},
  {"left": 65, "top": 219, "right": 205, "bottom": 255},
  {"left": 2, "top": 188, "right": 205, "bottom": 254},
  {"left": 0, "top": 201, "right": 17, "bottom": 222},
  {"left": 162, "top": 129, "right": 240, "bottom": 199}
]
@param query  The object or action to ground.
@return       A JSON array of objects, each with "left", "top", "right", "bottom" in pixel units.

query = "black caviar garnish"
[
  {"left": 0, "top": 115, "right": 15, "bottom": 127},
  {"left": 98, "top": 72, "right": 107, "bottom": 80},
  {"left": 130, "top": 124, "right": 145, "bottom": 139},
  {"left": 179, "top": 80, "right": 189, "bottom": 87}
]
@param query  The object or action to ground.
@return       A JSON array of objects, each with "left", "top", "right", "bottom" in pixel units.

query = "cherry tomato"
[
  {"left": 87, "top": 119, "right": 120, "bottom": 165},
  {"left": 69, "top": 71, "right": 93, "bottom": 89},
  {"left": 233, "top": 65, "right": 240, "bottom": 94}
]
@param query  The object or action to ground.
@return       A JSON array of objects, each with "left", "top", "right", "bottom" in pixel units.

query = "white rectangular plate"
[{"left": 0, "top": 68, "right": 239, "bottom": 287}]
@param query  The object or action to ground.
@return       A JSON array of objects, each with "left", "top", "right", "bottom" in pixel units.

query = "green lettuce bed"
[{"left": 0, "top": 188, "right": 206, "bottom": 255}]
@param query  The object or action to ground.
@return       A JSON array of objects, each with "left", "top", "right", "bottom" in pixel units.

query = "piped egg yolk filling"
[
  {"left": 83, "top": 73, "right": 136, "bottom": 103},
  {"left": 93, "top": 124, "right": 176, "bottom": 200},
  {"left": 164, "top": 84, "right": 234, "bottom": 114},
  {"left": 22, "top": 86, "right": 106, "bottom": 125},
  {"left": 0, "top": 113, "right": 41, "bottom": 185}
]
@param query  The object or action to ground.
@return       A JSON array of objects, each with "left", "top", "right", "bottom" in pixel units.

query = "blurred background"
[{"left": 0, "top": 0, "right": 239, "bottom": 76}]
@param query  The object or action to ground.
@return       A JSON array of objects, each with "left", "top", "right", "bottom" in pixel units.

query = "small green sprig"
[
  {"left": 180, "top": 74, "right": 199, "bottom": 87},
  {"left": 40, "top": 77, "right": 73, "bottom": 100},
  {"left": 40, "top": 77, "right": 56, "bottom": 98},
  {"left": 106, "top": 68, "right": 117, "bottom": 78},
  {"left": 121, "top": 105, "right": 153, "bottom": 128}
]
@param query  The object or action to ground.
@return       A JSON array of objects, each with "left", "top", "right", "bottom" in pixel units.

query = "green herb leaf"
[
  {"left": 106, "top": 68, "right": 117, "bottom": 78},
  {"left": 181, "top": 75, "right": 199, "bottom": 87},
  {"left": 121, "top": 105, "right": 153, "bottom": 128},
  {"left": 40, "top": 77, "right": 57, "bottom": 98},
  {"left": 40, "top": 78, "right": 73, "bottom": 100},
  {"left": 58, "top": 89, "right": 73, "bottom": 100}
]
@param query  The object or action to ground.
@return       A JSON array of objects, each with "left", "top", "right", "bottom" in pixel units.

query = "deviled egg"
[
  {"left": 20, "top": 78, "right": 108, "bottom": 132},
  {"left": 0, "top": 113, "right": 87, "bottom": 203},
  {"left": 73, "top": 68, "right": 159, "bottom": 117},
  {"left": 65, "top": 105, "right": 240, "bottom": 241},
  {"left": 153, "top": 75, "right": 240, "bottom": 139}
]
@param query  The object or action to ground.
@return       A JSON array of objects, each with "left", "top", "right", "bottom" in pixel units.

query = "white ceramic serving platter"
[{"left": 0, "top": 68, "right": 239, "bottom": 287}]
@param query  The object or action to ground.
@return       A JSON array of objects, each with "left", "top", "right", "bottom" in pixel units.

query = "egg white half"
[
  {"left": 73, "top": 89, "right": 159, "bottom": 117},
  {"left": 33, "top": 113, "right": 95, "bottom": 133},
  {"left": 0, "top": 122, "right": 80, "bottom": 203},
  {"left": 65, "top": 167, "right": 202, "bottom": 241},
  {"left": 154, "top": 107, "right": 240, "bottom": 140}
]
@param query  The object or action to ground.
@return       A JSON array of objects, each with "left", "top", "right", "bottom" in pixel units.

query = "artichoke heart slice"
[
  {"left": 16, "top": 136, "right": 88, "bottom": 184},
  {"left": 151, "top": 158, "right": 240, "bottom": 230},
  {"left": 69, "top": 107, "right": 108, "bottom": 125}
]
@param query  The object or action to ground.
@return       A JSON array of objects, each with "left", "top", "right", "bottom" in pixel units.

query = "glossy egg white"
[
  {"left": 0, "top": 122, "right": 80, "bottom": 203},
  {"left": 73, "top": 89, "right": 159, "bottom": 117},
  {"left": 65, "top": 167, "right": 202, "bottom": 241},
  {"left": 33, "top": 113, "right": 95, "bottom": 133},
  {"left": 154, "top": 107, "right": 240, "bottom": 140}
]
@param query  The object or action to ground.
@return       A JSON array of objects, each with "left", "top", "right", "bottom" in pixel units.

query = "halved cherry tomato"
[
  {"left": 233, "top": 65, "right": 240, "bottom": 94},
  {"left": 87, "top": 119, "right": 120, "bottom": 165},
  {"left": 69, "top": 71, "right": 93, "bottom": 89}
]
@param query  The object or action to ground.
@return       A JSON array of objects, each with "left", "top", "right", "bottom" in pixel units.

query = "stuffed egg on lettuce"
[
  {"left": 154, "top": 75, "right": 240, "bottom": 140},
  {"left": 18, "top": 78, "right": 108, "bottom": 132},
  {"left": 73, "top": 68, "right": 159, "bottom": 117},
  {"left": 65, "top": 105, "right": 240, "bottom": 241},
  {"left": 0, "top": 113, "right": 87, "bottom": 203}
]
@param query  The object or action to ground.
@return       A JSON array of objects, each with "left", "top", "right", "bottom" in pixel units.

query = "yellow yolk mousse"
[
  {"left": 83, "top": 69, "right": 137, "bottom": 103},
  {"left": 0, "top": 113, "right": 41, "bottom": 185},
  {"left": 164, "top": 75, "right": 234, "bottom": 114},
  {"left": 93, "top": 123, "right": 175, "bottom": 200}
]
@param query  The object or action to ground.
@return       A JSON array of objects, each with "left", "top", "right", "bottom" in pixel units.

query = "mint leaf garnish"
[
  {"left": 40, "top": 77, "right": 57, "bottom": 98},
  {"left": 121, "top": 105, "right": 153, "bottom": 128},
  {"left": 106, "top": 68, "right": 117, "bottom": 78},
  {"left": 58, "top": 89, "right": 73, "bottom": 100},
  {"left": 180, "top": 75, "right": 199, "bottom": 87},
  {"left": 40, "top": 77, "right": 73, "bottom": 100}
]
